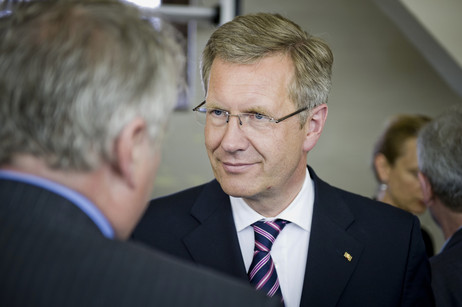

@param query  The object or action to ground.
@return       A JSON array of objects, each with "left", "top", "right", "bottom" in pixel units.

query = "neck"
[
  {"left": 244, "top": 167, "right": 307, "bottom": 217},
  {"left": 2, "top": 155, "right": 129, "bottom": 240},
  {"left": 438, "top": 212, "right": 462, "bottom": 241},
  {"left": 377, "top": 191, "right": 393, "bottom": 205},
  {"left": 431, "top": 197, "right": 462, "bottom": 241},
  {"left": 377, "top": 189, "right": 403, "bottom": 210},
  {"left": 2, "top": 155, "right": 93, "bottom": 192}
]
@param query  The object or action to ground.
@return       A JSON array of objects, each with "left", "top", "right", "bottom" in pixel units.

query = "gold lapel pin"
[{"left": 344, "top": 252, "right": 352, "bottom": 262}]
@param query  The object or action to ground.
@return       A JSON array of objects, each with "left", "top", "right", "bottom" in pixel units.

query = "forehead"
[
  {"left": 395, "top": 138, "right": 418, "bottom": 165},
  {"left": 206, "top": 54, "right": 294, "bottom": 110},
  {"left": 400, "top": 138, "right": 417, "bottom": 155}
]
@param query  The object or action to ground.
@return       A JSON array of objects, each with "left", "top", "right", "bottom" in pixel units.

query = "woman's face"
[{"left": 383, "top": 137, "right": 426, "bottom": 214}]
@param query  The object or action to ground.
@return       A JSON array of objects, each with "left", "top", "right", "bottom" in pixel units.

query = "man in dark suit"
[
  {"left": 0, "top": 2, "right": 281, "bottom": 306},
  {"left": 417, "top": 105, "right": 462, "bottom": 307},
  {"left": 132, "top": 13, "right": 434, "bottom": 307}
]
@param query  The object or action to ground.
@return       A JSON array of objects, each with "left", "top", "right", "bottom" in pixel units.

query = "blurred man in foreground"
[{"left": 0, "top": 1, "right": 281, "bottom": 306}]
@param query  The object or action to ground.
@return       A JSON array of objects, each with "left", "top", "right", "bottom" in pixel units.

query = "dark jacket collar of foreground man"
[{"left": 133, "top": 166, "right": 435, "bottom": 307}]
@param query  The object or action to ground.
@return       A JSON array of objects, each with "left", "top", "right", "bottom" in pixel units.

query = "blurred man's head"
[
  {"left": 0, "top": 0, "right": 185, "bottom": 238},
  {"left": 417, "top": 105, "right": 462, "bottom": 237}
]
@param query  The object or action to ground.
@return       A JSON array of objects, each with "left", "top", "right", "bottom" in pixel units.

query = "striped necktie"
[{"left": 248, "top": 219, "right": 289, "bottom": 299}]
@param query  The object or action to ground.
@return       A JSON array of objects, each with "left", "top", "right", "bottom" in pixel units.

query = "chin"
[
  {"left": 218, "top": 179, "right": 258, "bottom": 199},
  {"left": 411, "top": 206, "right": 426, "bottom": 215}
]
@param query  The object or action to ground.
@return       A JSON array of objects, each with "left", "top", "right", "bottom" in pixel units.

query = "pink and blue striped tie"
[{"left": 248, "top": 219, "right": 289, "bottom": 299}]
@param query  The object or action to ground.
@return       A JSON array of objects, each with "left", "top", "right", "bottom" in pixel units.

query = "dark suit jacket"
[
  {"left": 133, "top": 167, "right": 434, "bottom": 307},
  {"left": 0, "top": 178, "right": 281, "bottom": 307},
  {"left": 430, "top": 228, "right": 462, "bottom": 307},
  {"left": 422, "top": 227, "right": 435, "bottom": 257}
]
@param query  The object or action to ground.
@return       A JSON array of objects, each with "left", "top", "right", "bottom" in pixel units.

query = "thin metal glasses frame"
[{"left": 192, "top": 100, "right": 308, "bottom": 125}]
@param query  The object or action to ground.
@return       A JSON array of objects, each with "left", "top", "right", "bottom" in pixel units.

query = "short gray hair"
[
  {"left": 200, "top": 13, "right": 333, "bottom": 124},
  {"left": 417, "top": 105, "right": 462, "bottom": 212},
  {"left": 0, "top": 0, "right": 185, "bottom": 171}
]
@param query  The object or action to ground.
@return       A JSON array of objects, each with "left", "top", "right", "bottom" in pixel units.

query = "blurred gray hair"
[
  {"left": 417, "top": 105, "right": 462, "bottom": 212},
  {"left": 200, "top": 13, "right": 333, "bottom": 124},
  {"left": 0, "top": 0, "right": 185, "bottom": 170}
]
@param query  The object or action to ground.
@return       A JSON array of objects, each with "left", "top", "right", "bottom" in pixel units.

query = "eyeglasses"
[{"left": 192, "top": 100, "right": 308, "bottom": 130}]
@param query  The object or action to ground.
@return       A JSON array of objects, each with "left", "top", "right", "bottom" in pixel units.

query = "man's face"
[{"left": 204, "top": 54, "right": 309, "bottom": 204}]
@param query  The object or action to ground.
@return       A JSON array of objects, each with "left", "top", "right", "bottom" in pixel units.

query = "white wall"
[{"left": 153, "top": 0, "right": 462, "bottom": 253}]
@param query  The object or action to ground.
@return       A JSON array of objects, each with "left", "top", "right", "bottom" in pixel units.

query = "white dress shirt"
[{"left": 230, "top": 168, "right": 314, "bottom": 307}]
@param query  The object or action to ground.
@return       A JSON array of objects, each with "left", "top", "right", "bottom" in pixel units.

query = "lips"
[{"left": 221, "top": 161, "right": 256, "bottom": 173}]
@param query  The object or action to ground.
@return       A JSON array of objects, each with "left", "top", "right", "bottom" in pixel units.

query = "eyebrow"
[
  {"left": 244, "top": 106, "right": 273, "bottom": 117},
  {"left": 204, "top": 102, "right": 223, "bottom": 110}
]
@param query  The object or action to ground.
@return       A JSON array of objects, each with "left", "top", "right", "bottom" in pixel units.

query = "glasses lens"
[
  {"left": 194, "top": 109, "right": 207, "bottom": 125},
  {"left": 194, "top": 108, "right": 274, "bottom": 130},
  {"left": 244, "top": 114, "right": 272, "bottom": 130}
]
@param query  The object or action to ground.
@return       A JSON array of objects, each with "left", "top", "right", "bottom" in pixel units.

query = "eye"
[
  {"left": 208, "top": 109, "right": 227, "bottom": 118},
  {"left": 250, "top": 113, "right": 269, "bottom": 121}
]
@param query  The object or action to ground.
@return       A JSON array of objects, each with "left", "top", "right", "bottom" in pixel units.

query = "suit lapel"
[
  {"left": 182, "top": 180, "right": 248, "bottom": 280},
  {"left": 300, "top": 168, "right": 364, "bottom": 306}
]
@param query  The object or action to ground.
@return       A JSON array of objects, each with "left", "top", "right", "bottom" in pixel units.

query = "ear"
[
  {"left": 418, "top": 171, "right": 434, "bottom": 206},
  {"left": 302, "top": 104, "right": 328, "bottom": 152},
  {"left": 113, "top": 117, "right": 148, "bottom": 189},
  {"left": 374, "top": 153, "right": 391, "bottom": 183}
]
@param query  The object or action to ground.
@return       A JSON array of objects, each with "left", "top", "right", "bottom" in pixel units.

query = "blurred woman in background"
[{"left": 372, "top": 114, "right": 434, "bottom": 257}]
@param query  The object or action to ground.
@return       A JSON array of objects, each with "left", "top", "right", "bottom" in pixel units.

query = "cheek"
[
  {"left": 204, "top": 126, "right": 217, "bottom": 149},
  {"left": 150, "top": 155, "right": 160, "bottom": 181},
  {"left": 393, "top": 173, "right": 420, "bottom": 197},
  {"left": 205, "top": 125, "right": 228, "bottom": 154},
  {"left": 402, "top": 172, "right": 419, "bottom": 187}
]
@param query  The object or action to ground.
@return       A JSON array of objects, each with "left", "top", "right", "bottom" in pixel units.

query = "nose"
[{"left": 220, "top": 115, "right": 248, "bottom": 153}]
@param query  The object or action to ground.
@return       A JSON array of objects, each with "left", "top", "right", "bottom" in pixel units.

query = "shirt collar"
[
  {"left": 0, "top": 169, "right": 115, "bottom": 239},
  {"left": 231, "top": 168, "right": 314, "bottom": 232}
]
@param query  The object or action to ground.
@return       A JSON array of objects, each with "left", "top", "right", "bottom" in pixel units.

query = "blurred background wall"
[{"left": 152, "top": 0, "right": 462, "bottom": 253}]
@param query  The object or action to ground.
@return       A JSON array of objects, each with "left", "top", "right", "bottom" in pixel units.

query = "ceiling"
[{"left": 372, "top": 0, "right": 462, "bottom": 97}]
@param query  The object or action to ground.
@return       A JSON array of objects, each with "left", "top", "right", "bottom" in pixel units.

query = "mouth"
[{"left": 221, "top": 161, "right": 256, "bottom": 173}]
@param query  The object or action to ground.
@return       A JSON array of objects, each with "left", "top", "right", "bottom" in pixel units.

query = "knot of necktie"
[{"left": 251, "top": 219, "right": 290, "bottom": 252}]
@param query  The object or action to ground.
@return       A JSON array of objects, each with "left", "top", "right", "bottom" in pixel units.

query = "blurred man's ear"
[{"left": 418, "top": 171, "right": 433, "bottom": 206}]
